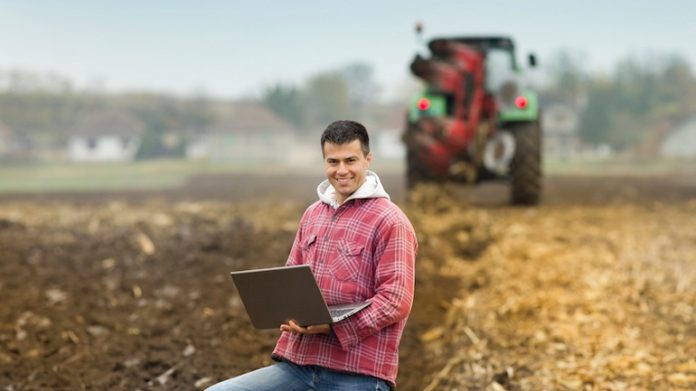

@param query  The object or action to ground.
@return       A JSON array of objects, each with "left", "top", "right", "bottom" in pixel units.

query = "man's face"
[{"left": 323, "top": 139, "right": 372, "bottom": 204}]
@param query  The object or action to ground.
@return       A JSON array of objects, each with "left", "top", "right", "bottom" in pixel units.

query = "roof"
[
  {"left": 0, "top": 120, "right": 12, "bottom": 140},
  {"left": 73, "top": 110, "right": 144, "bottom": 137},
  {"left": 208, "top": 101, "right": 295, "bottom": 134}
]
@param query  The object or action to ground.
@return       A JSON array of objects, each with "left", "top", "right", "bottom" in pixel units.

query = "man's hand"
[{"left": 280, "top": 320, "right": 331, "bottom": 335}]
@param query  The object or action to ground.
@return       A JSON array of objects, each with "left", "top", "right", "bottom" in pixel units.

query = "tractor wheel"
[
  {"left": 510, "top": 120, "right": 542, "bottom": 205},
  {"left": 406, "top": 148, "right": 431, "bottom": 189}
]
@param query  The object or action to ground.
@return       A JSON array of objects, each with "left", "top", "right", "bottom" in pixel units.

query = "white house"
[
  {"left": 68, "top": 110, "right": 143, "bottom": 162},
  {"left": 367, "top": 104, "right": 407, "bottom": 161},
  {"left": 542, "top": 103, "right": 581, "bottom": 158},
  {"left": 0, "top": 120, "right": 32, "bottom": 160},
  {"left": 0, "top": 121, "right": 14, "bottom": 156},
  {"left": 660, "top": 117, "right": 696, "bottom": 158}
]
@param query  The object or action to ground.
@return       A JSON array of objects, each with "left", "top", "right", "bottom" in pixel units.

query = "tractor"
[{"left": 403, "top": 33, "right": 542, "bottom": 205}]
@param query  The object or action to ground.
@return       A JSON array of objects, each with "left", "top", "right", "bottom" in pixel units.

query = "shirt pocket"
[
  {"left": 300, "top": 233, "right": 318, "bottom": 262},
  {"left": 332, "top": 240, "right": 364, "bottom": 281}
]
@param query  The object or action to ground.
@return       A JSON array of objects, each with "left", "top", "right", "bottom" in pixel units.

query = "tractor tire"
[
  {"left": 406, "top": 148, "right": 431, "bottom": 189},
  {"left": 510, "top": 120, "right": 542, "bottom": 205}
]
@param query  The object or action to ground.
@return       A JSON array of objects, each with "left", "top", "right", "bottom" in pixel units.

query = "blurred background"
[
  {"left": 1, "top": 1, "right": 695, "bottom": 390},
  {"left": 1, "top": 0, "right": 695, "bottom": 193}
]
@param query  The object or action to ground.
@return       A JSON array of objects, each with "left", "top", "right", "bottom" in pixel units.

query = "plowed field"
[{"left": 1, "top": 173, "right": 695, "bottom": 390}]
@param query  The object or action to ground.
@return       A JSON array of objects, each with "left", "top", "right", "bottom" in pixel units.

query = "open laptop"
[{"left": 230, "top": 264, "right": 371, "bottom": 330}]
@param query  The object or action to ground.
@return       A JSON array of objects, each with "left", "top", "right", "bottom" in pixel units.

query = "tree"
[
  {"left": 544, "top": 50, "right": 588, "bottom": 107},
  {"left": 303, "top": 71, "right": 351, "bottom": 129},
  {"left": 578, "top": 77, "right": 613, "bottom": 146},
  {"left": 260, "top": 64, "right": 381, "bottom": 133},
  {"left": 121, "top": 93, "right": 213, "bottom": 159},
  {"left": 339, "top": 63, "right": 380, "bottom": 121},
  {"left": 260, "top": 83, "right": 304, "bottom": 128},
  {"left": 570, "top": 53, "right": 696, "bottom": 153},
  {"left": 655, "top": 56, "right": 696, "bottom": 119}
]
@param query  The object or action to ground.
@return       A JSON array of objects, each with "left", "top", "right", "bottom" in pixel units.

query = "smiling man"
[
  {"left": 323, "top": 137, "right": 371, "bottom": 205},
  {"left": 207, "top": 120, "right": 418, "bottom": 391}
]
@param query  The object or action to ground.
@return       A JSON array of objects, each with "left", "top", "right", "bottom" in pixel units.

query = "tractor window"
[
  {"left": 444, "top": 93, "right": 455, "bottom": 116},
  {"left": 485, "top": 49, "right": 516, "bottom": 93}
]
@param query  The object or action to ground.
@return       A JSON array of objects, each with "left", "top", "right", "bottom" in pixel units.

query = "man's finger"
[
  {"left": 282, "top": 320, "right": 303, "bottom": 334},
  {"left": 290, "top": 320, "right": 307, "bottom": 333}
]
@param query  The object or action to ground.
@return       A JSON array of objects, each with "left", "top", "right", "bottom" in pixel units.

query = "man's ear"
[{"left": 366, "top": 152, "right": 373, "bottom": 165}]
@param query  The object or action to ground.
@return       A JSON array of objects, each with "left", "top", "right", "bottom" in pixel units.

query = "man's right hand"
[{"left": 280, "top": 320, "right": 331, "bottom": 335}]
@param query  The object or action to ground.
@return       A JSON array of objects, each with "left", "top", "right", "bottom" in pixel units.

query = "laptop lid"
[{"left": 231, "top": 264, "right": 368, "bottom": 329}]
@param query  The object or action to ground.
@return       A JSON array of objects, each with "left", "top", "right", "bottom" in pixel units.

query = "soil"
[{"left": 1, "top": 172, "right": 695, "bottom": 390}]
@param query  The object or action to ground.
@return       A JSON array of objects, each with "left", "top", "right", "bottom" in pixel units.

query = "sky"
[{"left": 1, "top": 0, "right": 695, "bottom": 101}]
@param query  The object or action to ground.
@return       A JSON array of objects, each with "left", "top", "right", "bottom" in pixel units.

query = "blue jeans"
[{"left": 205, "top": 361, "right": 391, "bottom": 391}]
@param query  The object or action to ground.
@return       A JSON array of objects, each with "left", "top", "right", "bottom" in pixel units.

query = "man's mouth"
[{"left": 336, "top": 177, "right": 352, "bottom": 185}]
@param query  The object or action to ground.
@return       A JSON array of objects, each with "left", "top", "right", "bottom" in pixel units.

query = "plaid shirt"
[{"left": 272, "top": 197, "right": 417, "bottom": 387}]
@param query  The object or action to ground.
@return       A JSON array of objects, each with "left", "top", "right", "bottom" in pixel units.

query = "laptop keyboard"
[{"left": 329, "top": 308, "right": 353, "bottom": 318}]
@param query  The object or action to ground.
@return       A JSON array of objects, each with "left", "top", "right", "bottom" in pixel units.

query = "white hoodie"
[{"left": 316, "top": 170, "right": 390, "bottom": 209}]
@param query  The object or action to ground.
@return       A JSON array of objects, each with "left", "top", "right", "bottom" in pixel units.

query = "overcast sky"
[{"left": 1, "top": 0, "right": 694, "bottom": 100}]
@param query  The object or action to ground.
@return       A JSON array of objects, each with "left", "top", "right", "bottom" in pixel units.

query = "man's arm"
[{"left": 331, "top": 219, "right": 417, "bottom": 350}]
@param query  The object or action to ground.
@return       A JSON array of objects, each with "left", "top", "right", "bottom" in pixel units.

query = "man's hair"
[{"left": 320, "top": 120, "right": 370, "bottom": 156}]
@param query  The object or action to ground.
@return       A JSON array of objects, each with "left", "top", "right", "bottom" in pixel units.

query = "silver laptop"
[{"left": 230, "top": 264, "right": 371, "bottom": 330}]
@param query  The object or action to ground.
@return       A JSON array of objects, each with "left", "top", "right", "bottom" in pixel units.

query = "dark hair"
[{"left": 320, "top": 120, "right": 370, "bottom": 156}]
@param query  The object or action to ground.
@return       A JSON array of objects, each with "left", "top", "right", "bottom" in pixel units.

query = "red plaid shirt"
[{"left": 272, "top": 197, "right": 417, "bottom": 387}]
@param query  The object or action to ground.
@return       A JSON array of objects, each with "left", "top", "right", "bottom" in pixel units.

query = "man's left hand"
[{"left": 280, "top": 320, "right": 331, "bottom": 335}]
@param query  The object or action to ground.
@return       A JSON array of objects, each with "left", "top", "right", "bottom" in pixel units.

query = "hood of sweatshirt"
[{"left": 316, "top": 170, "right": 390, "bottom": 209}]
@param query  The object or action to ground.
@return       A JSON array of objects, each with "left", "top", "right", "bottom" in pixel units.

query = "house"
[
  {"left": 660, "top": 117, "right": 696, "bottom": 159},
  {"left": 186, "top": 102, "right": 298, "bottom": 163},
  {"left": 0, "top": 121, "right": 32, "bottom": 160},
  {"left": 0, "top": 120, "right": 14, "bottom": 156},
  {"left": 542, "top": 103, "right": 581, "bottom": 158},
  {"left": 67, "top": 110, "right": 143, "bottom": 162},
  {"left": 366, "top": 104, "right": 407, "bottom": 161}
]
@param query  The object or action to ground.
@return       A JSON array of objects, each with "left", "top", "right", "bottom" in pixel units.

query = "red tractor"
[{"left": 403, "top": 35, "right": 542, "bottom": 204}]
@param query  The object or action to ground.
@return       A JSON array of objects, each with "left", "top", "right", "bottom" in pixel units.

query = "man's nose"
[{"left": 336, "top": 162, "right": 348, "bottom": 174}]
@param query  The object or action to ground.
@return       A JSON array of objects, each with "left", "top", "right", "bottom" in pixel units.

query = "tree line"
[
  {"left": 259, "top": 62, "right": 380, "bottom": 136},
  {"left": 543, "top": 51, "right": 696, "bottom": 154},
  {"left": 1, "top": 52, "right": 695, "bottom": 159},
  {"left": 0, "top": 71, "right": 212, "bottom": 158},
  {"left": 0, "top": 63, "right": 381, "bottom": 158}
]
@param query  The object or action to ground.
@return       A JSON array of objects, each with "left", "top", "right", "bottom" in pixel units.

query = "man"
[{"left": 207, "top": 120, "right": 417, "bottom": 390}]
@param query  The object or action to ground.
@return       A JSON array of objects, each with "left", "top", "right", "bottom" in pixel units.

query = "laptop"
[{"left": 230, "top": 264, "right": 371, "bottom": 330}]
